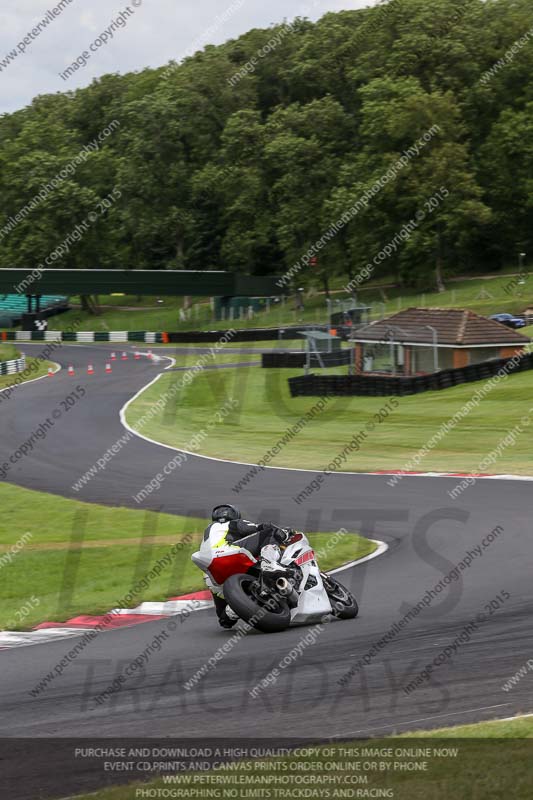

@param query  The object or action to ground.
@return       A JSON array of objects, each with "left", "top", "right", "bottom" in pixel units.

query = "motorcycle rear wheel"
[{"left": 224, "top": 574, "right": 291, "bottom": 633}]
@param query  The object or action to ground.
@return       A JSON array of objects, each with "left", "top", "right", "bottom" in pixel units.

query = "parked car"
[{"left": 489, "top": 313, "right": 527, "bottom": 329}]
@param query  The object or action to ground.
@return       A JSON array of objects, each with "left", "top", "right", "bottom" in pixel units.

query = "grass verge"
[
  {"left": 126, "top": 360, "right": 533, "bottom": 475},
  {"left": 0, "top": 483, "right": 375, "bottom": 630},
  {"left": 0, "top": 355, "right": 55, "bottom": 391},
  {"left": 0, "top": 342, "right": 20, "bottom": 361},
  {"left": 71, "top": 717, "right": 533, "bottom": 800}
]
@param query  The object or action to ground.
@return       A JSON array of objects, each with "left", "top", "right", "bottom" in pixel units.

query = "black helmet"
[{"left": 212, "top": 504, "right": 241, "bottom": 523}]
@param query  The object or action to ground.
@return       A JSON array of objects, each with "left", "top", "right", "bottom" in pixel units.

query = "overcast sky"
[{"left": 0, "top": 0, "right": 371, "bottom": 113}]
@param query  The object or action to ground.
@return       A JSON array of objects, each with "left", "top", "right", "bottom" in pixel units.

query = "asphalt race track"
[{"left": 0, "top": 343, "right": 532, "bottom": 798}]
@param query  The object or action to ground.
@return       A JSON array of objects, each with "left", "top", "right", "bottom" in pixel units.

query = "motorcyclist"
[{"left": 203, "top": 504, "right": 292, "bottom": 629}]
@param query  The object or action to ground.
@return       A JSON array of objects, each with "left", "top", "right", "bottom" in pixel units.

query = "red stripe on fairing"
[
  {"left": 34, "top": 614, "right": 167, "bottom": 630},
  {"left": 295, "top": 550, "right": 315, "bottom": 566}
]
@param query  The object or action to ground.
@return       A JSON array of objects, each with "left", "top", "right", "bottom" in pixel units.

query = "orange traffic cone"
[
  {"left": 147, "top": 350, "right": 153, "bottom": 359},
  {"left": 111, "top": 352, "right": 117, "bottom": 361},
  {"left": 134, "top": 352, "right": 140, "bottom": 360},
  {"left": 48, "top": 367, "right": 54, "bottom": 377},
  {"left": 121, "top": 352, "right": 128, "bottom": 361},
  {"left": 105, "top": 363, "right": 112, "bottom": 374},
  {"left": 68, "top": 365, "right": 75, "bottom": 377},
  {"left": 87, "top": 364, "right": 94, "bottom": 375}
]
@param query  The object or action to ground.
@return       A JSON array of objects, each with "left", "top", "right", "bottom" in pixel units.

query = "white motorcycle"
[{"left": 192, "top": 529, "right": 358, "bottom": 633}]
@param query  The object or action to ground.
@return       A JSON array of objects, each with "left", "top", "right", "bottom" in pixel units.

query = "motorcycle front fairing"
[{"left": 280, "top": 536, "right": 332, "bottom": 624}]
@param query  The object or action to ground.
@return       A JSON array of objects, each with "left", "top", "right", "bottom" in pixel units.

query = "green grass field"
[
  {"left": 10, "top": 272, "right": 531, "bottom": 334},
  {"left": 126, "top": 360, "right": 533, "bottom": 475},
  {"left": 73, "top": 716, "right": 533, "bottom": 800},
  {"left": 170, "top": 352, "right": 261, "bottom": 368},
  {"left": 0, "top": 483, "right": 375, "bottom": 630},
  {"left": 170, "top": 338, "right": 310, "bottom": 349},
  {"left": 44, "top": 305, "right": 195, "bottom": 332},
  {"left": 0, "top": 342, "right": 20, "bottom": 360},
  {"left": 371, "top": 272, "right": 532, "bottom": 318}
]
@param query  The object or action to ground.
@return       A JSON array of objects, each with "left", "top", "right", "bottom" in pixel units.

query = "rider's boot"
[{"left": 212, "top": 592, "right": 238, "bottom": 629}]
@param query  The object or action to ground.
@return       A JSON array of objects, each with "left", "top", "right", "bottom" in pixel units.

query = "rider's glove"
[
  {"left": 259, "top": 522, "right": 292, "bottom": 544},
  {"left": 272, "top": 526, "right": 291, "bottom": 545}
]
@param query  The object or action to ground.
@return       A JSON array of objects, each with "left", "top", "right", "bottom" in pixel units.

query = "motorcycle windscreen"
[{"left": 208, "top": 553, "right": 257, "bottom": 585}]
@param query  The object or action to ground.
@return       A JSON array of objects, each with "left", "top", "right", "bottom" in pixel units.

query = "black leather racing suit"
[{"left": 226, "top": 519, "right": 286, "bottom": 555}]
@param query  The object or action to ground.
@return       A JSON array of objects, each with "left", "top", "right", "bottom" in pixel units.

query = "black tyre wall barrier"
[
  {"left": 262, "top": 351, "right": 352, "bottom": 368},
  {"left": 288, "top": 353, "right": 533, "bottom": 397}
]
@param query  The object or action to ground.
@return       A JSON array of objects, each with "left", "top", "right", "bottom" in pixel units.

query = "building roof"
[{"left": 351, "top": 308, "right": 531, "bottom": 347}]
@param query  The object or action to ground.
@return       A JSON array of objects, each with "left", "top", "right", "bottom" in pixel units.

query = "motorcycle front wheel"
[
  {"left": 224, "top": 574, "right": 291, "bottom": 633},
  {"left": 322, "top": 574, "right": 358, "bottom": 619}
]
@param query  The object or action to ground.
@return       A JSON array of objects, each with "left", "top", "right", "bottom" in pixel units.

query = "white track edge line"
[
  {"left": 329, "top": 539, "right": 388, "bottom": 574},
  {"left": 341, "top": 703, "right": 511, "bottom": 736}
]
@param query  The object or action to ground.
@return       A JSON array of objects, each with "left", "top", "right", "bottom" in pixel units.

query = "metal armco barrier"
[
  {"left": 0, "top": 354, "right": 26, "bottom": 376},
  {"left": 288, "top": 353, "right": 533, "bottom": 397}
]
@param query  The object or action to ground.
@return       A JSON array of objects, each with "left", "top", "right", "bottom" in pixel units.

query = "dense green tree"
[
  {"left": 479, "top": 104, "right": 533, "bottom": 258},
  {"left": 0, "top": 0, "right": 532, "bottom": 290}
]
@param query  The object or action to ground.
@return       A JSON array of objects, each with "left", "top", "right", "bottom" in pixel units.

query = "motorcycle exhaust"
[{"left": 275, "top": 577, "right": 299, "bottom": 608}]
